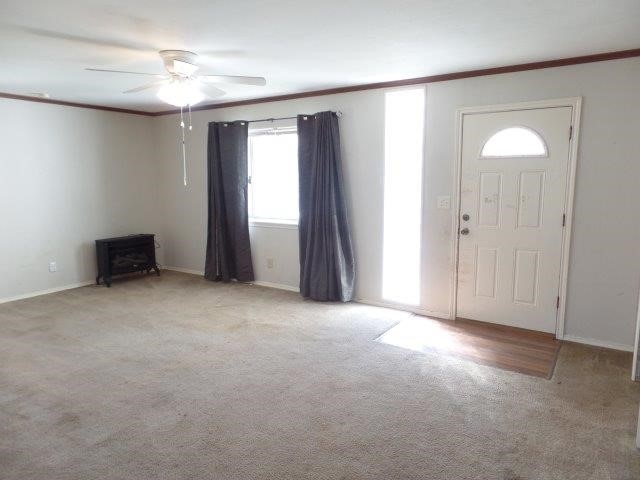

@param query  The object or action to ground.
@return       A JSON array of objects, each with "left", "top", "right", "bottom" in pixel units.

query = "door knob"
[{"left": 460, "top": 228, "right": 470, "bottom": 235}]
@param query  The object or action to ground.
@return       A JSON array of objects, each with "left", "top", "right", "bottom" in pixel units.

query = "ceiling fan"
[
  {"left": 87, "top": 49, "right": 266, "bottom": 186},
  {"left": 86, "top": 49, "right": 266, "bottom": 107}
]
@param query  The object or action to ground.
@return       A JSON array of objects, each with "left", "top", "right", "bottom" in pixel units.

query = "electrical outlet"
[
  {"left": 437, "top": 195, "right": 451, "bottom": 210},
  {"left": 266, "top": 258, "right": 274, "bottom": 269},
  {"left": 49, "top": 261, "right": 57, "bottom": 273}
]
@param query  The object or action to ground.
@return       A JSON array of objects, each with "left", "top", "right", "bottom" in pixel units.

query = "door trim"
[
  {"left": 632, "top": 288, "right": 640, "bottom": 380},
  {"left": 450, "top": 97, "right": 582, "bottom": 339}
]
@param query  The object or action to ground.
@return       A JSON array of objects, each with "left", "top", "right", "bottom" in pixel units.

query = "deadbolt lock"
[{"left": 462, "top": 213, "right": 470, "bottom": 221}]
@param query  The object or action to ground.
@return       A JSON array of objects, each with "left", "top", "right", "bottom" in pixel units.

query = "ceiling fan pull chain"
[{"left": 180, "top": 106, "right": 187, "bottom": 187}]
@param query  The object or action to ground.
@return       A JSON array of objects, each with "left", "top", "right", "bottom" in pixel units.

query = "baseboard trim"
[
  {"left": 251, "top": 280, "right": 299, "bottom": 292},
  {"left": 1, "top": 271, "right": 632, "bottom": 354},
  {"left": 163, "top": 267, "right": 300, "bottom": 293},
  {"left": 163, "top": 266, "right": 205, "bottom": 276},
  {"left": 48, "top": 265, "right": 631, "bottom": 353},
  {"left": 0, "top": 280, "right": 94, "bottom": 305},
  {"left": 562, "top": 334, "right": 633, "bottom": 352}
]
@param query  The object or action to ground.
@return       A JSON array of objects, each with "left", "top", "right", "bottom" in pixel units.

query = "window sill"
[{"left": 249, "top": 219, "right": 299, "bottom": 230}]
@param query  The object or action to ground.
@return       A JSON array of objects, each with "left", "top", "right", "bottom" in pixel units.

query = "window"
[
  {"left": 382, "top": 88, "right": 425, "bottom": 305},
  {"left": 480, "top": 126, "right": 547, "bottom": 158},
  {"left": 248, "top": 127, "right": 299, "bottom": 224}
]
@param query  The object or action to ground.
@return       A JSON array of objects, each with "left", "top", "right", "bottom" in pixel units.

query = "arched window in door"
[{"left": 480, "top": 126, "right": 547, "bottom": 158}]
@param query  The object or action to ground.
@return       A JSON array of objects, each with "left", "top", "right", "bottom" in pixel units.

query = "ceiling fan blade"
[
  {"left": 87, "top": 68, "right": 165, "bottom": 77},
  {"left": 200, "top": 75, "right": 266, "bottom": 86},
  {"left": 200, "top": 84, "right": 226, "bottom": 99},
  {"left": 123, "top": 80, "right": 168, "bottom": 94}
]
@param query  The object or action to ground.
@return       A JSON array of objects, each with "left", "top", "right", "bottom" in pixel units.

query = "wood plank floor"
[{"left": 376, "top": 316, "right": 561, "bottom": 378}]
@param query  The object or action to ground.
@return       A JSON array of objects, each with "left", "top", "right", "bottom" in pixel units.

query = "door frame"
[
  {"left": 450, "top": 97, "right": 582, "bottom": 339},
  {"left": 632, "top": 287, "right": 640, "bottom": 381}
]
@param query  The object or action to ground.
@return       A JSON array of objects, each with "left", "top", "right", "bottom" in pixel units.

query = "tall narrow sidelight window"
[{"left": 382, "top": 88, "right": 425, "bottom": 305}]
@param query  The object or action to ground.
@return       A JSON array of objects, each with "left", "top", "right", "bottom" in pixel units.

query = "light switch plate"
[
  {"left": 437, "top": 196, "right": 451, "bottom": 210},
  {"left": 49, "top": 261, "right": 57, "bottom": 273}
]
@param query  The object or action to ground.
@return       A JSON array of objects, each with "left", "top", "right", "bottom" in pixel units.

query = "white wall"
[
  {"left": 249, "top": 224, "right": 300, "bottom": 289},
  {"left": 426, "top": 59, "right": 640, "bottom": 349},
  {"left": 5, "top": 58, "right": 635, "bottom": 349},
  {"left": 0, "top": 98, "right": 160, "bottom": 301},
  {"left": 154, "top": 57, "right": 640, "bottom": 350},
  {"left": 154, "top": 90, "right": 386, "bottom": 293}
]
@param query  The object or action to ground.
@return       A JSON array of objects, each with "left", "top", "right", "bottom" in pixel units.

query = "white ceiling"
[{"left": 1, "top": 0, "right": 639, "bottom": 112}]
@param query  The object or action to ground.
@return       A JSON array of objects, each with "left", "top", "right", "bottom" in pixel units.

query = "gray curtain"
[
  {"left": 204, "top": 121, "right": 254, "bottom": 282},
  {"left": 297, "top": 111, "right": 355, "bottom": 301}
]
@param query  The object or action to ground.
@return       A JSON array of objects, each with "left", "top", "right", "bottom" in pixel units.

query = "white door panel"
[{"left": 457, "top": 107, "right": 572, "bottom": 333}]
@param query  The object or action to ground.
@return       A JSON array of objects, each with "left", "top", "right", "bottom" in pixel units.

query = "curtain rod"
[{"left": 247, "top": 111, "right": 342, "bottom": 123}]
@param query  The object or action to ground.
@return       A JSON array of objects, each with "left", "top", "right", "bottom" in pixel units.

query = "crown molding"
[
  {"left": 151, "top": 47, "right": 640, "bottom": 115},
  {"left": 2, "top": 47, "right": 640, "bottom": 117},
  {"left": 0, "top": 92, "right": 154, "bottom": 116}
]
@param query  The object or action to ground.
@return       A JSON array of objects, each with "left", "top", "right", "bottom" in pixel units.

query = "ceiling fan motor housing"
[{"left": 159, "top": 50, "right": 199, "bottom": 76}]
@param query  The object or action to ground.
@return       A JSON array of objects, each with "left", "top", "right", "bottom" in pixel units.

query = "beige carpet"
[{"left": 0, "top": 271, "right": 638, "bottom": 480}]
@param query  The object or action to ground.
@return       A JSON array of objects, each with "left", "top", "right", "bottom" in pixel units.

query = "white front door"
[{"left": 456, "top": 106, "right": 573, "bottom": 333}]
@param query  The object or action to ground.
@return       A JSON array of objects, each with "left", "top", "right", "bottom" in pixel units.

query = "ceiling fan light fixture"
[{"left": 157, "top": 79, "right": 205, "bottom": 107}]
